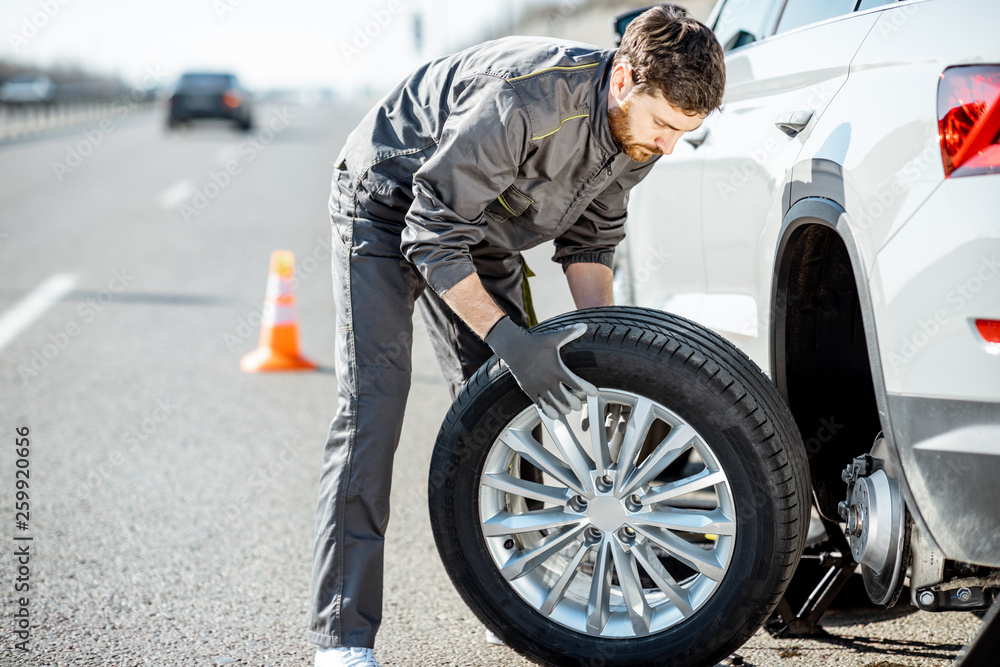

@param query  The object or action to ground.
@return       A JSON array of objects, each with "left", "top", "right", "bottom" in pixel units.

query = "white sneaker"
[{"left": 315, "top": 646, "right": 381, "bottom": 667}]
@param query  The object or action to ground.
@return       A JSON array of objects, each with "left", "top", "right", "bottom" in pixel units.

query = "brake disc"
[{"left": 841, "top": 454, "right": 909, "bottom": 606}]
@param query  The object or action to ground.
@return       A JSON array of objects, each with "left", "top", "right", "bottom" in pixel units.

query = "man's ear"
[{"left": 610, "top": 62, "right": 633, "bottom": 102}]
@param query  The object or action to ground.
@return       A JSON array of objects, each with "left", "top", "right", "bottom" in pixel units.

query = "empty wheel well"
[{"left": 774, "top": 223, "right": 883, "bottom": 519}]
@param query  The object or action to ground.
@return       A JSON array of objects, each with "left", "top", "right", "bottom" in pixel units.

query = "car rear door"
[{"left": 696, "top": 0, "right": 880, "bottom": 363}]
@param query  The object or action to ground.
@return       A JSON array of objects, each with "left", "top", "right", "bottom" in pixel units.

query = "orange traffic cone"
[{"left": 240, "top": 250, "right": 317, "bottom": 372}]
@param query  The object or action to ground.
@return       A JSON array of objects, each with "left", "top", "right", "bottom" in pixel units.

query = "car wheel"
[{"left": 428, "top": 306, "right": 809, "bottom": 667}]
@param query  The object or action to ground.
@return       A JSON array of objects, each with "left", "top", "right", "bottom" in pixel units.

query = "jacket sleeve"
[
  {"left": 400, "top": 76, "right": 532, "bottom": 295},
  {"left": 552, "top": 157, "right": 659, "bottom": 271}
]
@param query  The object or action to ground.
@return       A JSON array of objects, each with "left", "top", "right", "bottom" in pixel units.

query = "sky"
[{"left": 0, "top": 0, "right": 524, "bottom": 94}]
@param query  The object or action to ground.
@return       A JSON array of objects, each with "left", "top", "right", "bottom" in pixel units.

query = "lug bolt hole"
[
  {"left": 570, "top": 495, "right": 589, "bottom": 512},
  {"left": 596, "top": 475, "right": 613, "bottom": 493},
  {"left": 586, "top": 526, "right": 603, "bottom": 541}
]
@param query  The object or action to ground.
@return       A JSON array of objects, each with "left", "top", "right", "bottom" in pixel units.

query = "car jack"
[{"left": 766, "top": 519, "right": 856, "bottom": 637}]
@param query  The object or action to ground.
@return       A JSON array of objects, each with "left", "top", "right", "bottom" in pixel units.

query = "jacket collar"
[{"left": 591, "top": 50, "right": 620, "bottom": 158}]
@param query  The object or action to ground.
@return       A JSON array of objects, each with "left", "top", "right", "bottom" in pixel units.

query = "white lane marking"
[
  {"left": 0, "top": 273, "right": 78, "bottom": 353},
  {"left": 158, "top": 180, "right": 195, "bottom": 209}
]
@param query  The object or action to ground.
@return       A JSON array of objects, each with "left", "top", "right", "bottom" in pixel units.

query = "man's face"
[{"left": 608, "top": 86, "right": 706, "bottom": 162}]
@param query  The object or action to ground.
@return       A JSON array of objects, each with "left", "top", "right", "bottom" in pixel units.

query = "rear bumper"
[
  {"left": 170, "top": 108, "right": 244, "bottom": 121},
  {"left": 889, "top": 393, "right": 1000, "bottom": 567},
  {"left": 169, "top": 97, "right": 247, "bottom": 122},
  {"left": 868, "top": 176, "right": 1000, "bottom": 566}
]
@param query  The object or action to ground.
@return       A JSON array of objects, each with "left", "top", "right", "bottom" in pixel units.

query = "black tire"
[{"left": 428, "top": 306, "right": 810, "bottom": 667}]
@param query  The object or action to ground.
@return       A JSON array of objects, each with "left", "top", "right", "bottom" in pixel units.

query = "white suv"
[{"left": 617, "top": 0, "right": 1000, "bottom": 612}]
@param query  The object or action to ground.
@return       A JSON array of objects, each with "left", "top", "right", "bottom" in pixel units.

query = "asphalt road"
[{"left": 0, "top": 102, "right": 984, "bottom": 667}]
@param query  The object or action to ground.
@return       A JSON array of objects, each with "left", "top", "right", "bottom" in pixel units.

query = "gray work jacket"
[{"left": 336, "top": 36, "right": 661, "bottom": 296}]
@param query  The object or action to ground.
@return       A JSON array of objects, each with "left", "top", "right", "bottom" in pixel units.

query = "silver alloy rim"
[{"left": 479, "top": 389, "right": 736, "bottom": 638}]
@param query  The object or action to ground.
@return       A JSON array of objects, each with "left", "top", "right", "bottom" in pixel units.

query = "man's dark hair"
[{"left": 614, "top": 5, "right": 726, "bottom": 116}]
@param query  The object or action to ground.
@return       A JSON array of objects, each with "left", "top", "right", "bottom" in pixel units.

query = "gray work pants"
[{"left": 308, "top": 168, "right": 529, "bottom": 649}]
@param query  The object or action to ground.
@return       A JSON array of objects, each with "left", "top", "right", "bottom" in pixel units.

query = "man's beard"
[{"left": 608, "top": 98, "right": 661, "bottom": 162}]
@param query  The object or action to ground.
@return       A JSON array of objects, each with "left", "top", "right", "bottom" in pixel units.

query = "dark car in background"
[{"left": 167, "top": 72, "right": 252, "bottom": 131}]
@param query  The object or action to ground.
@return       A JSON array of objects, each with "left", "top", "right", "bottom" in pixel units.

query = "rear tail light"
[
  {"left": 975, "top": 319, "right": 1000, "bottom": 356},
  {"left": 975, "top": 319, "right": 1000, "bottom": 344},
  {"left": 222, "top": 89, "right": 243, "bottom": 109},
  {"left": 938, "top": 66, "right": 1000, "bottom": 178}
]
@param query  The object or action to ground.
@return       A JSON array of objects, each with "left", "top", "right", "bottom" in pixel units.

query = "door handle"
[
  {"left": 775, "top": 110, "right": 814, "bottom": 137},
  {"left": 684, "top": 125, "right": 710, "bottom": 148}
]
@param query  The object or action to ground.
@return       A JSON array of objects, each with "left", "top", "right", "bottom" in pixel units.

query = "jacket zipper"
[
  {"left": 556, "top": 154, "right": 619, "bottom": 231},
  {"left": 604, "top": 156, "right": 614, "bottom": 177}
]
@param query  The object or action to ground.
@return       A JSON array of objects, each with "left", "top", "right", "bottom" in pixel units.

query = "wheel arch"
[
  {"left": 770, "top": 196, "right": 901, "bottom": 520},
  {"left": 771, "top": 197, "right": 891, "bottom": 420}
]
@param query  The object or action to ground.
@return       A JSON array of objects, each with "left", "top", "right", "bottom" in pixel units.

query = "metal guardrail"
[{"left": 0, "top": 99, "right": 157, "bottom": 141}]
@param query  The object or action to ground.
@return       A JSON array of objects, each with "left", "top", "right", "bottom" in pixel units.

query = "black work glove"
[{"left": 485, "top": 316, "right": 598, "bottom": 419}]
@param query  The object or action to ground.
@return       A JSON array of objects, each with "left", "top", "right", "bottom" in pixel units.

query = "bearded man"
[{"left": 309, "top": 6, "right": 726, "bottom": 665}]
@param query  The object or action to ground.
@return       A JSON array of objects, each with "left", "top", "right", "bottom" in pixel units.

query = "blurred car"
[
  {"left": 167, "top": 72, "right": 252, "bottom": 131},
  {"left": 616, "top": 0, "right": 999, "bottom": 622},
  {"left": 0, "top": 74, "right": 55, "bottom": 103}
]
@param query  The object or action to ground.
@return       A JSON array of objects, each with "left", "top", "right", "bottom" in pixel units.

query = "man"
[{"left": 310, "top": 6, "right": 725, "bottom": 666}]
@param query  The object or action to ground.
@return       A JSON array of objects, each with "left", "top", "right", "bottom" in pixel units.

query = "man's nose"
[{"left": 656, "top": 131, "right": 681, "bottom": 156}]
